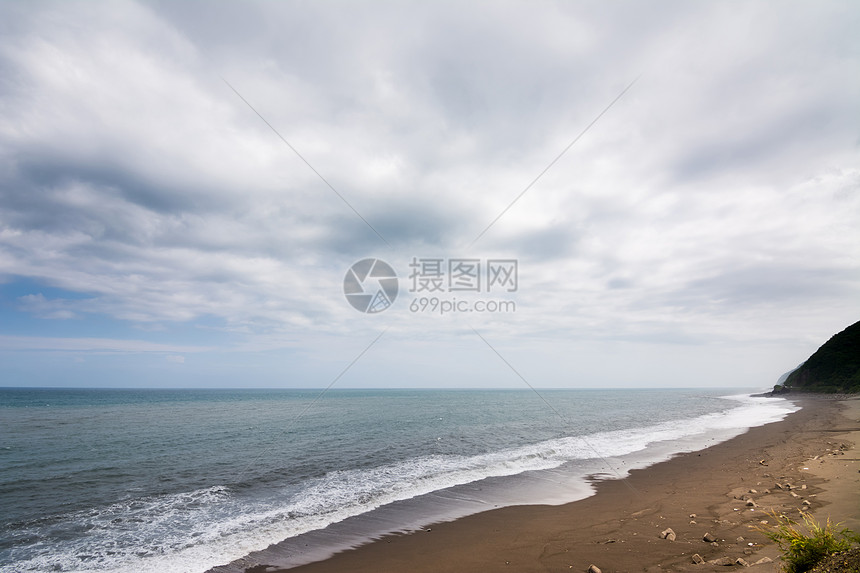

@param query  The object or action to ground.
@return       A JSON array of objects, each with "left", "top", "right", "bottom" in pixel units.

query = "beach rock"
[
  {"left": 746, "top": 499, "right": 757, "bottom": 507},
  {"left": 703, "top": 532, "right": 718, "bottom": 542},
  {"left": 691, "top": 553, "right": 705, "bottom": 564},
  {"left": 773, "top": 483, "right": 782, "bottom": 489},
  {"left": 587, "top": 565, "right": 602, "bottom": 573},
  {"left": 689, "top": 513, "right": 697, "bottom": 518},
  {"left": 748, "top": 489, "right": 758, "bottom": 494},
  {"left": 660, "top": 528, "right": 676, "bottom": 541},
  {"left": 753, "top": 556, "right": 773, "bottom": 565},
  {"left": 736, "top": 557, "right": 750, "bottom": 567},
  {"left": 708, "top": 556, "right": 735, "bottom": 566}
]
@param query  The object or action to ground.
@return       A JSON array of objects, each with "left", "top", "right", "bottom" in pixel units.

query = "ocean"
[{"left": 0, "top": 387, "right": 797, "bottom": 573}]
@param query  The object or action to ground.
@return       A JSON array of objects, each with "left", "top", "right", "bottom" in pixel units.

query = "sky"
[{"left": 0, "top": 0, "right": 858, "bottom": 389}]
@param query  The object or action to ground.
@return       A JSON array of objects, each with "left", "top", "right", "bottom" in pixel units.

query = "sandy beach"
[{"left": 259, "top": 396, "right": 860, "bottom": 573}]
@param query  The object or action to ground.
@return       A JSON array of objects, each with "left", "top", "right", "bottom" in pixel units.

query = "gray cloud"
[{"left": 0, "top": 0, "right": 858, "bottom": 387}]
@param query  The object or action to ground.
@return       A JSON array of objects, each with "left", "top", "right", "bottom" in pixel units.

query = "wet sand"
[{"left": 253, "top": 396, "right": 859, "bottom": 573}]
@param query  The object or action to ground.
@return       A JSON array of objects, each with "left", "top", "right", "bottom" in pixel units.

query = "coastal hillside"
[{"left": 783, "top": 320, "right": 860, "bottom": 393}]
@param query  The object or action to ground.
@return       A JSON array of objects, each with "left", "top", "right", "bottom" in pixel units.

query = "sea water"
[{"left": 0, "top": 388, "right": 797, "bottom": 573}]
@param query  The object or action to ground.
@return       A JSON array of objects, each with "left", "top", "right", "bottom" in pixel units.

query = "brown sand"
[{"left": 265, "top": 396, "right": 859, "bottom": 573}]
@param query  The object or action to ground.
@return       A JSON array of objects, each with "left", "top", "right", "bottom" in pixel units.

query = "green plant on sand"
[{"left": 760, "top": 511, "right": 860, "bottom": 573}]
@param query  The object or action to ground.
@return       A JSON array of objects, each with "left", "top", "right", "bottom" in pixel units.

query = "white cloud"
[
  {"left": 0, "top": 335, "right": 211, "bottom": 353},
  {"left": 0, "top": 0, "right": 858, "bottom": 386}
]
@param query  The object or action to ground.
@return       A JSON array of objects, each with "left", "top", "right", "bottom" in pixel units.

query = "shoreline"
[{"left": 232, "top": 395, "right": 859, "bottom": 573}]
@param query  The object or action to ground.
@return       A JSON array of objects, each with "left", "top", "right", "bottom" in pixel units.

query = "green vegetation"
[
  {"left": 762, "top": 512, "right": 860, "bottom": 573},
  {"left": 784, "top": 320, "right": 860, "bottom": 393}
]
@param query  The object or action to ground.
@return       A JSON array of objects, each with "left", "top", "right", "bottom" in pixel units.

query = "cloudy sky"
[{"left": 0, "top": 0, "right": 857, "bottom": 389}]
